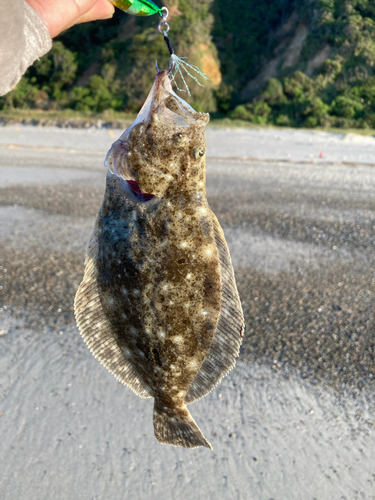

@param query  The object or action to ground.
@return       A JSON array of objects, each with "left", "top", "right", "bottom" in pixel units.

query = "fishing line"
[{"left": 110, "top": 0, "right": 209, "bottom": 95}]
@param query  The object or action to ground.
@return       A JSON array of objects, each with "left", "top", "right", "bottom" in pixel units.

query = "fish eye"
[
  {"left": 174, "top": 133, "right": 187, "bottom": 144},
  {"left": 193, "top": 147, "right": 205, "bottom": 160}
]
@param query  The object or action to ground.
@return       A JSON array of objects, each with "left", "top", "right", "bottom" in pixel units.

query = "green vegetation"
[
  {"left": 232, "top": 63, "right": 375, "bottom": 128},
  {"left": 1, "top": 0, "right": 375, "bottom": 129},
  {"left": 229, "top": 0, "right": 375, "bottom": 128}
]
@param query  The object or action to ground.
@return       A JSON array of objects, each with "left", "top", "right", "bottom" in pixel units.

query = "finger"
[
  {"left": 74, "top": 0, "right": 115, "bottom": 24},
  {"left": 26, "top": 0, "right": 114, "bottom": 38}
]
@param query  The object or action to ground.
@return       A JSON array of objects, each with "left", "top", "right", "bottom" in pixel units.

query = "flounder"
[{"left": 74, "top": 70, "right": 244, "bottom": 449}]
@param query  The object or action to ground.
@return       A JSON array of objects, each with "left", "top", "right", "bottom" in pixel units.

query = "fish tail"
[{"left": 153, "top": 400, "right": 212, "bottom": 450}]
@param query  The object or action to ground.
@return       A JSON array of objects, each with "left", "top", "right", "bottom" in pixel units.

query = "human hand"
[{"left": 25, "top": 0, "right": 115, "bottom": 38}]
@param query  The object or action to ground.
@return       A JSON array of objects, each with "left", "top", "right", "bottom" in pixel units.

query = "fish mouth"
[
  {"left": 105, "top": 140, "right": 155, "bottom": 201},
  {"left": 105, "top": 70, "right": 209, "bottom": 199},
  {"left": 127, "top": 69, "right": 209, "bottom": 130},
  {"left": 126, "top": 180, "right": 155, "bottom": 202}
]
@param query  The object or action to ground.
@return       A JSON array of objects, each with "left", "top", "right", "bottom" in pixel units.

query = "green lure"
[{"left": 110, "top": 0, "right": 161, "bottom": 16}]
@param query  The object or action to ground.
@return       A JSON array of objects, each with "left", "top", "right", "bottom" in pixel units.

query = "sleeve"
[{"left": 0, "top": 0, "right": 52, "bottom": 96}]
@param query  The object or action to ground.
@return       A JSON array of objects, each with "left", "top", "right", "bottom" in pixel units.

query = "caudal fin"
[{"left": 153, "top": 401, "right": 212, "bottom": 449}]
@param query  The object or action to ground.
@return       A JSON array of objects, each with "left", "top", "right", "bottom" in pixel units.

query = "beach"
[{"left": 0, "top": 125, "right": 374, "bottom": 499}]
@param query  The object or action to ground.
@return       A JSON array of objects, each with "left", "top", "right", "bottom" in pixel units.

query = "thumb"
[
  {"left": 25, "top": 0, "right": 115, "bottom": 38},
  {"left": 74, "top": 0, "right": 115, "bottom": 24}
]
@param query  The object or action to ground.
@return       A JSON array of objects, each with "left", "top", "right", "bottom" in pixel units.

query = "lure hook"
[{"left": 157, "top": 5, "right": 209, "bottom": 96}]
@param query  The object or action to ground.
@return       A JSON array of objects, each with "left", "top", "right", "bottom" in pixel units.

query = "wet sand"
[{"left": 0, "top": 127, "right": 374, "bottom": 499}]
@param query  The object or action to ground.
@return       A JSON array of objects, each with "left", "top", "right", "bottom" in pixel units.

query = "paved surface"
[{"left": 0, "top": 127, "right": 374, "bottom": 499}]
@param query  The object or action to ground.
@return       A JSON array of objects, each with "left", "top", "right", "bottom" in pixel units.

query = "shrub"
[
  {"left": 304, "top": 97, "right": 330, "bottom": 123},
  {"left": 305, "top": 116, "right": 318, "bottom": 127},
  {"left": 322, "top": 59, "right": 342, "bottom": 78},
  {"left": 275, "top": 114, "right": 291, "bottom": 126},
  {"left": 0, "top": 78, "right": 39, "bottom": 109},
  {"left": 68, "top": 75, "right": 123, "bottom": 112},
  {"left": 366, "top": 114, "right": 375, "bottom": 127},
  {"left": 332, "top": 96, "right": 364, "bottom": 118},
  {"left": 29, "top": 41, "right": 77, "bottom": 99},
  {"left": 231, "top": 104, "right": 252, "bottom": 120},
  {"left": 284, "top": 71, "right": 314, "bottom": 99},
  {"left": 261, "top": 78, "right": 286, "bottom": 105},
  {"left": 214, "top": 83, "right": 233, "bottom": 112},
  {"left": 252, "top": 102, "right": 272, "bottom": 123}
]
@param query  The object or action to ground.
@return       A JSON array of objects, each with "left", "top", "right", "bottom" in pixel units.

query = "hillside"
[{"left": 1, "top": 0, "right": 375, "bottom": 129}]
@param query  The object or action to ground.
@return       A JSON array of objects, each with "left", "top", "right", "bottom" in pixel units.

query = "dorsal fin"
[
  {"left": 74, "top": 229, "right": 152, "bottom": 399},
  {"left": 185, "top": 214, "right": 244, "bottom": 404}
]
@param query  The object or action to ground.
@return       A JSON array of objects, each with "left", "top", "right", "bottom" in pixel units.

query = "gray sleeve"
[{"left": 0, "top": 0, "right": 52, "bottom": 96}]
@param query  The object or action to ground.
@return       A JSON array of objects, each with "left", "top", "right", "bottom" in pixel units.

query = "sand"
[{"left": 0, "top": 126, "right": 374, "bottom": 499}]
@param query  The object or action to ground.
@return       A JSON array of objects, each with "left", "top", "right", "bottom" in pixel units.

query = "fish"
[{"left": 74, "top": 70, "right": 244, "bottom": 450}]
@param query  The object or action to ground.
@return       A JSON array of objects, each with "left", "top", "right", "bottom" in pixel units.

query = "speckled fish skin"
[{"left": 74, "top": 71, "right": 244, "bottom": 450}]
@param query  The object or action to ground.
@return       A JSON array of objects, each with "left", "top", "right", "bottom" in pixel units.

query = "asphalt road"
[{"left": 0, "top": 127, "right": 374, "bottom": 500}]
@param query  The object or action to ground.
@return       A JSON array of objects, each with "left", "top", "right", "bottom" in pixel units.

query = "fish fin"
[
  {"left": 153, "top": 400, "right": 212, "bottom": 449},
  {"left": 74, "top": 233, "right": 151, "bottom": 399},
  {"left": 186, "top": 214, "right": 244, "bottom": 404}
]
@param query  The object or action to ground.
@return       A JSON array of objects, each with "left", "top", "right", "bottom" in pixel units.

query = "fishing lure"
[
  {"left": 110, "top": 0, "right": 161, "bottom": 16},
  {"left": 160, "top": 21, "right": 209, "bottom": 97},
  {"left": 110, "top": 1, "right": 208, "bottom": 95}
]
